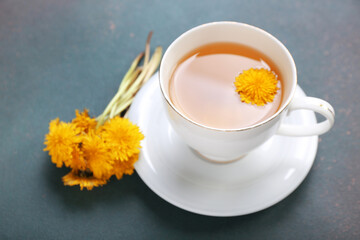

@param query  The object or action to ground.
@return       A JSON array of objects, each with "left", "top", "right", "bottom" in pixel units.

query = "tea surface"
[{"left": 169, "top": 42, "right": 283, "bottom": 129}]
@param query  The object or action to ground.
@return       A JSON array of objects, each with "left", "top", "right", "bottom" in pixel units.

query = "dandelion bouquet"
[{"left": 44, "top": 33, "right": 162, "bottom": 190}]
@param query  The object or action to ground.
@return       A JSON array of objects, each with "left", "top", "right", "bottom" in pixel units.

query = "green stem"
[
  {"left": 123, "top": 47, "right": 162, "bottom": 101},
  {"left": 96, "top": 53, "right": 144, "bottom": 128},
  {"left": 144, "top": 31, "right": 152, "bottom": 66},
  {"left": 96, "top": 34, "right": 162, "bottom": 128},
  {"left": 112, "top": 47, "right": 162, "bottom": 117}
]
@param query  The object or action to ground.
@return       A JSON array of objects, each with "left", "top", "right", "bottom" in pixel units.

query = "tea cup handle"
[{"left": 277, "top": 97, "right": 335, "bottom": 136}]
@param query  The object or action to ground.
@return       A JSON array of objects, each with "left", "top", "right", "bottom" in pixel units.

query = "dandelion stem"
[{"left": 96, "top": 32, "right": 162, "bottom": 128}]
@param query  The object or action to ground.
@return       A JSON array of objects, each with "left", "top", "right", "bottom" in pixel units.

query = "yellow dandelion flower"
[
  {"left": 44, "top": 118, "right": 81, "bottom": 168},
  {"left": 101, "top": 116, "right": 144, "bottom": 162},
  {"left": 62, "top": 170, "right": 108, "bottom": 190},
  {"left": 82, "top": 130, "right": 113, "bottom": 179},
  {"left": 112, "top": 153, "right": 139, "bottom": 180},
  {"left": 69, "top": 145, "right": 86, "bottom": 171},
  {"left": 72, "top": 109, "right": 97, "bottom": 133},
  {"left": 234, "top": 68, "right": 279, "bottom": 106}
]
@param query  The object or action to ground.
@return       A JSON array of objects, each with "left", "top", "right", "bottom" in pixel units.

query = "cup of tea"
[{"left": 159, "top": 21, "right": 335, "bottom": 162}]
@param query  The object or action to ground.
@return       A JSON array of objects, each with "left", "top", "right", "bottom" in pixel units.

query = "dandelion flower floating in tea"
[
  {"left": 234, "top": 68, "right": 279, "bottom": 106},
  {"left": 44, "top": 32, "right": 162, "bottom": 190}
]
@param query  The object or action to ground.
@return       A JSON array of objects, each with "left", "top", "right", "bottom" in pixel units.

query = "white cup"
[{"left": 159, "top": 22, "right": 335, "bottom": 162}]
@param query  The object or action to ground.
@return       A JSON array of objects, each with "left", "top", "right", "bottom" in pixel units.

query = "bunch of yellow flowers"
[
  {"left": 44, "top": 110, "right": 144, "bottom": 190},
  {"left": 44, "top": 33, "right": 162, "bottom": 190}
]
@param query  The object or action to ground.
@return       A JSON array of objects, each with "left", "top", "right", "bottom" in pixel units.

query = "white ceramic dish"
[{"left": 127, "top": 73, "right": 318, "bottom": 217}]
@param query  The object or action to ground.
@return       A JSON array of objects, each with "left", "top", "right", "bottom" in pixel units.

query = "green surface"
[{"left": 0, "top": 0, "right": 359, "bottom": 239}]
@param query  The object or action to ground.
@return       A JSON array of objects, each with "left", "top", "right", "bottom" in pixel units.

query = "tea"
[{"left": 169, "top": 42, "right": 283, "bottom": 129}]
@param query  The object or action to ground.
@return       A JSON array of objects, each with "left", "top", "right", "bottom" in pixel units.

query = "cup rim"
[{"left": 159, "top": 21, "right": 297, "bottom": 132}]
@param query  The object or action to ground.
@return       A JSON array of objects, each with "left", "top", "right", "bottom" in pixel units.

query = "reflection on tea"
[{"left": 169, "top": 42, "right": 283, "bottom": 129}]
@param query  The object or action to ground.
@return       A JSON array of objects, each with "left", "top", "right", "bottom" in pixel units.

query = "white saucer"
[{"left": 127, "top": 73, "right": 318, "bottom": 217}]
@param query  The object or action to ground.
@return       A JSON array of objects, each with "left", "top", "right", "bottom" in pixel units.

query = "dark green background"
[{"left": 0, "top": 0, "right": 359, "bottom": 239}]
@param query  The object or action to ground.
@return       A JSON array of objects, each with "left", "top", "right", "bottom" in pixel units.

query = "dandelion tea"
[{"left": 169, "top": 42, "right": 283, "bottom": 129}]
